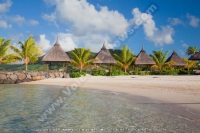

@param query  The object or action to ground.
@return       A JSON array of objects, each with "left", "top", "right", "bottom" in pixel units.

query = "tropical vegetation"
[
  {"left": 70, "top": 48, "right": 94, "bottom": 72},
  {"left": 113, "top": 45, "right": 135, "bottom": 72},
  {"left": 186, "top": 46, "right": 198, "bottom": 56},
  {"left": 10, "top": 35, "right": 42, "bottom": 71},
  {"left": 0, "top": 38, "right": 19, "bottom": 64}
]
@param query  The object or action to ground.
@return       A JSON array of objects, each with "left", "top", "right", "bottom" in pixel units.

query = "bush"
[
  {"left": 178, "top": 70, "right": 192, "bottom": 75},
  {"left": 91, "top": 70, "right": 106, "bottom": 76},
  {"left": 138, "top": 71, "right": 150, "bottom": 75},
  {"left": 150, "top": 70, "right": 179, "bottom": 75},
  {"left": 107, "top": 69, "right": 129, "bottom": 76},
  {"left": 80, "top": 71, "right": 86, "bottom": 76},
  {"left": 70, "top": 72, "right": 81, "bottom": 78}
]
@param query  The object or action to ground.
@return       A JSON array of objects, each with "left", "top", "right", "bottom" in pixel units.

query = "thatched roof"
[
  {"left": 165, "top": 51, "right": 187, "bottom": 66},
  {"left": 41, "top": 37, "right": 71, "bottom": 62},
  {"left": 134, "top": 46, "right": 156, "bottom": 65},
  {"left": 189, "top": 52, "right": 200, "bottom": 60},
  {"left": 93, "top": 43, "right": 116, "bottom": 64}
]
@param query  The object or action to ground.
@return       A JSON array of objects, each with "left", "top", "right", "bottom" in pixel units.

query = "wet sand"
[{"left": 21, "top": 75, "right": 200, "bottom": 111}]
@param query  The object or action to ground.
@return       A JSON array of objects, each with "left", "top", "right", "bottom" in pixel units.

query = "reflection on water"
[{"left": 0, "top": 84, "right": 200, "bottom": 133}]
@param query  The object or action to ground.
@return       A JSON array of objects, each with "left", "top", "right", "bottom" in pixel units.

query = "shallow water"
[{"left": 0, "top": 84, "right": 200, "bottom": 133}]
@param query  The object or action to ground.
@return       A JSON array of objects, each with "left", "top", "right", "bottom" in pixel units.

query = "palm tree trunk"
[{"left": 25, "top": 64, "right": 28, "bottom": 72}]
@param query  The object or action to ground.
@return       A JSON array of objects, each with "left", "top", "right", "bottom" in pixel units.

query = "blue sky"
[{"left": 0, "top": 0, "right": 200, "bottom": 58}]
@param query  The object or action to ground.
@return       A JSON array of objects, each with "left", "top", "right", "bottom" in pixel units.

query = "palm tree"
[
  {"left": 183, "top": 57, "right": 196, "bottom": 71},
  {"left": 70, "top": 48, "right": 93, "bottom": 72},
  {"left": 150, "top": 49, "right": 169, "bottom": 70},
  {"left": 10, "top": 35, "right": 42, "bottom": 71},
  {"left": 186, "top": 46, "right": 198, "bottom": 56},
  {"left": 0, "top": 38, "right": 19, "bottom": 64},
  {"left": 113, "top": 45, "right": 135, "bottom": 72}
]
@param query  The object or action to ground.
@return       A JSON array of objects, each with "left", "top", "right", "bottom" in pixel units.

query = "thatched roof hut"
[
  {"left": 165, "top": 51, "right": 187, "bottom": 66},
  {"left": 93, "top": 43, "right": 116, "bottom": 64},
  {"left": 189, "top": 52, "right": 200, "bottom": 60},
  {"left": 41, "top": 38, "right": 71, "bottom": 63},
  {"left": 134, "top": 46, "right": 155, "bottom": 65}
]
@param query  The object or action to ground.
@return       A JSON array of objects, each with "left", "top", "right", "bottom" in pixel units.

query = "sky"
[{"left": 0, "top": 0, "right": 200, "bottom": 58}]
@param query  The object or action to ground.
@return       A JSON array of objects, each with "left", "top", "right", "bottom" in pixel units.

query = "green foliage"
[
  {"left": 10, "top": 35, "right": 42, "bottom": 71},
  {"left": 150, "top": 70, "right": 179, "bottom": 75},
  {"left": 113, "top": 45, "right": 135, "bottom": 72},
  {"left": 150, "top": 49, "right": 169, "bottom": 70},
  {"left": 70, "top": 48, "right": 93, "bottom": 72},
  {"left": 107, "top": 69, "right": 129, "bottom": 76},
  {"left": 138, "top": 71, "right": 150, "bottom": 75},
  {"left": 70, "top": 72, "right": 81, "bottom": 78},
  {"left": 0, "top": 38, "right": 19, "bottom": 64},
  {"left": 80, "top": 71, "right": 86, "bottom": 76},
  {"left": 186, "top": 46, "right": 198, "bottom": 56},
  {"left": 91, "top": 70, "right": 106, "bottom": 76}
]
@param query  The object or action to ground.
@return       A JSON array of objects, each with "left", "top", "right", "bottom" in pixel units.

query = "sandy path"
[{"left": 21, "top": 75, "right": 200, "bottom": 111}]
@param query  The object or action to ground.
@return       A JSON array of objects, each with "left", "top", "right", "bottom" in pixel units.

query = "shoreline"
[{"left": 21, "top": 75, "right": 200, "bottom": 111}]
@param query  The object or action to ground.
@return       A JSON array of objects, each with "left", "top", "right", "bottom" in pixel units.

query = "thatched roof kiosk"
[
  {"left": 41, "top": 37, "right": 71, "bottom": 73},
  {"left": 189, "top": 52, "right": 200, "bottom": 60},
  {"left": 93, "top": 42, "right": 116, "bottom": 71},
  {"left": 165, "top": 50, "right": 187, "bottom": 66},
  {"left": 134, "top": 46, "right": 155, "bottom": 66}
]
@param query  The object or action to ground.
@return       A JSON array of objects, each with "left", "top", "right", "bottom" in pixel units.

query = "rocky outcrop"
[{"left": 0, "top": 71, "right": 70, "bottom": 84}]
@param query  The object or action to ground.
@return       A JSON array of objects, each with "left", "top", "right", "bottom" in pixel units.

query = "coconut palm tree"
[
  {"left": 10, "top": 35, "right": 42, "bottom": 71},
  {"left": 186, "top": 46, "right": 198, "bottom": 56},
  {"left": 150, "top": 49, "right": 169, "bottom": 70},
  {"left": 113, "top": 45, "right": 135, "bottom": 72},
  {"left": 0, "top": 38, "right": 19, "bottom": 64},
  {"left": 183, "top": 57, "right": 196, "bottom": 71},
  {"left": 70, "top": 48, "right": 93, "bottom": 72}
]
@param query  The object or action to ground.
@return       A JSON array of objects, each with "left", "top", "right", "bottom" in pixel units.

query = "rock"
[
  {"left": 0, "top": 74, "right": 7, "bottom": 81},
  {"left": 31, "top": 72, "right": 38, "bottom": 77},
  {"left": 105, "top": 69, "right": 109, "bottom": 73},
  {"left": 26, "top": 74, "right": 32, "bottom": 80},
  {"left": 49, "top": 73, "right": 55, "bottom": 78},
  {"left": 17, "top": 73, "right": 26, "bottom": 80},
  {"left": 64, "top": 73, "right": 70, "bottom": 78},
  {"left": 32, "top": 76, "right": 41, "bottom": 81},
  {"left": 16, "top": 79, "right": 22, "bottom": 84},
  {"left": 54, "top": 72, "right": 59, "bottom": 78},
  {"left": 40, "top": 76, "right": 46, "bottom": 80},
  {"left": 9, "top": 74, "right": 18, "bottom": 82},
  {"left": 3, "top": 79, "right": 11, "bottom": 84},
  {"left": 38, "top": 71, "right": 43, "bottom": 76},
  {"left": 59, "top": 72, "right": 64, "bottom": 78}
]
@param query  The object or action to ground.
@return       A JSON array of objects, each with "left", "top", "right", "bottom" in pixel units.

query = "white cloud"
[
  {"left": 9, "top": 15, "right": 25, "bottom": 26},
  {"left": 168, "top": 18, "right": 183, "bottom": 26},
  {"left": 42, "top": 13, "right": 58, "bottom": 27},
  {"left": 35, "top": 34, "right": 51, "bottom": 52},
  {"left": 130, "top": 8, "right": 174, "bottom": 46},
  {"left": 56, "top": 33, "right": 77, "bottom": 52},
  {"left": 28, "top": 19, "right": 39, "bottom": 26},
  {"left": 43, "top": 0, "right": 129, "bottom": 36},
  {"left": 0, "top": 20, "right": 11, "bottom": 28},
  {"left": 178, "top": 49, "right": 185, "bottom": 57},
  {"left": 187, "top": 14, "right": 200, "bottom": 28},
  {"left": 0, "top": 0, "right": 12, "bottom": 13},
  {"left": 182, "top": 43, "right": 189, "bottom": 48}
]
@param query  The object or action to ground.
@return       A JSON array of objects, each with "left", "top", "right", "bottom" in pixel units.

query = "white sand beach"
[{"left": 21, "top": 75, "right": 200, "bottom": 111}]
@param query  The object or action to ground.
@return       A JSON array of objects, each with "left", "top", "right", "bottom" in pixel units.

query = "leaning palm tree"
[
  {"left": 0, "top": 38, "right": 19, "bottom": 64},
  {"left": 10, "top": 35, "right": 42, "bottom": 71},
  {"left": 186, "top": 46, "right": 198, "bottom": 56},
  {"left": 70, "top": 48, "right": 93, "bottom": 72},
  {"left": 150, "top": 49, "right": 169, "bottom": 70},
  {"left": 113, "top": 45, "right": 135, "bottom": 72}
]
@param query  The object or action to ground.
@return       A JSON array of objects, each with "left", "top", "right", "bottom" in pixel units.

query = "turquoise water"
[{"left": 0, "top": 85, "right": 200, "bottom": 133}]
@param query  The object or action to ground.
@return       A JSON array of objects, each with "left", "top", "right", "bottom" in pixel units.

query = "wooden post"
[
  {"left": 110, "top": 64, "right": 112, "bottom": 72},
  {"left": 46, "top": 63, "right": 49, "bottom": 78}
]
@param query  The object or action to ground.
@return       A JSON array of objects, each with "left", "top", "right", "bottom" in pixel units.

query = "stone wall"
[{"left": 0, "top": 71, "right": 70, "bottom": 84}]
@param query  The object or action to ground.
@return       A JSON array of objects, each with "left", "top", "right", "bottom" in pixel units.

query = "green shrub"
[
  {"left": 178, "top": 70, "right": 192, "bottom": 75},
  {"left": 91, "top": 70, "right": 106, "bottom": 76},
  {"left": 150, "top": 70, "right": 179, "bottom": 75},
  {"left": 80, "top": 71, "right": 86, "bottom": 76},
  {"left": 70, "top": 72, "right": 81, "bottom": 78},
  {"left": 138, "top": 71, "right": 150, "bottom": 75},
  {"left": 107, "top": 69, "right": 129, "bottom": 76}
]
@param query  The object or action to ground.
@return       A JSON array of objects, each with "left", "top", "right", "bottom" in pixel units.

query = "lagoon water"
[{"left": 0, "top": 84, "right": 200, "bottom": 133}]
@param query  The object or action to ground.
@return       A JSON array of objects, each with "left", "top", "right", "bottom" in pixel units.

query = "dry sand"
[{"left": 21, "top": 75, "right": 200, "bottom": 111}]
